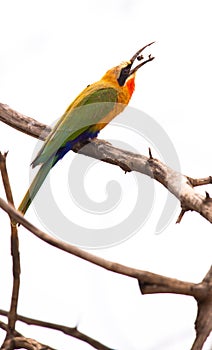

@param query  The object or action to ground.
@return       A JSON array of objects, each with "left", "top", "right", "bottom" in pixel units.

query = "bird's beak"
[
  {"left": 117, "top": 42, "right": 155, "bottom": 86},
  {"left": 129, "top": 42, "right": 155, "bottom": 75}
]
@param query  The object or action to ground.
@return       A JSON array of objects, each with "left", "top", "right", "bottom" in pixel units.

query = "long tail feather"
[{"left": 18, "top": 158, "right": 54, "bottom": 215}]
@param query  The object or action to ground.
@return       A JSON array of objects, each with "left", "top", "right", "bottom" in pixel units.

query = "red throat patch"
[{"left": 126, "top": 77, "right": 135, "bottom": 96}]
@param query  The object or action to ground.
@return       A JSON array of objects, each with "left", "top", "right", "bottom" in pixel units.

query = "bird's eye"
[{"left": 117, "top": 64, "right": 131, "bottom": 86}]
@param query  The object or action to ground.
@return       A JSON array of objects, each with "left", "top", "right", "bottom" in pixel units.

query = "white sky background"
[{"left": 0, "top": 0, "right": 212, "bottom": 349}]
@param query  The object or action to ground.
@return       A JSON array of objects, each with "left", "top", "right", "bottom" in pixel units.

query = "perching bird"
[{"left": 18, "top": 42, "right": 155, "bottom": 215}]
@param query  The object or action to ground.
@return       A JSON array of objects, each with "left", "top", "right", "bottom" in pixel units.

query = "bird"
[{"left": 18, "top": 42, "right": 155, "bottom": 216}]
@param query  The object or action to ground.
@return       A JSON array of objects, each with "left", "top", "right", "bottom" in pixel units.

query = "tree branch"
[
  {"left": 0, "top": 198, "right": 211, "bottom": 349},
  {"left": 0, "top": 103, "right": 50, "bottom": 139},
  {"left": 0, "top": 197, "right": 197, "bottom": 290},
  {"left": 0, "top": 153, "right": 20, "bottom": 340},
  {"left": 2, "top": 337, "right": 57, "bottom": 350},
  {"left": 0, "top": 310, "right": 114, "bottom": 350},
  {"left": 191, "top": 266, "right": 212, "bottom": 350},
  {"left": 0, "top": 152, "right": 114, "bottom": 349},
  {"left": 0, "top": 320, "right": 56, "bottom": 350},
  {"left": 1, "top": 102, "right": 212, "bottom": 349},
  {"left": 0, "top": 197, "right": 211, "bottom": 300},
  {"left": 1, "top": 102, "right": 212, "bottom": 224}
]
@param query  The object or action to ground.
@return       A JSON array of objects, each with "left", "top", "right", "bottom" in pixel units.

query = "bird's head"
[{"left": 102, "top": 42, "right": 155, "bottom": 92}]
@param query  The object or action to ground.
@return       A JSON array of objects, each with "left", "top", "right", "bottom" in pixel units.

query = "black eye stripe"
[{"left": 117, "top": 64, "right": 131, "bottom": 86}]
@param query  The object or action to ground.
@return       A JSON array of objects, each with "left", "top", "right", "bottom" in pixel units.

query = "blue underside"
[{"left": 53, "top": 129, "right": 100, "bottom": 166}]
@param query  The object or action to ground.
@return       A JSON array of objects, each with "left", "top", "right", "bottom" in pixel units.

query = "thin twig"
[
  {"left": 188, "top": 176, "right": 212, "bottom": 187},
  {"left": 0, "top": 153, "right": 21, "bottom": 339},
  {"left": 176, "top": 208, "right": 188, "bottom": 224},
  {"left": 0, "top": 152, "right": 14, "bottom": 205}
]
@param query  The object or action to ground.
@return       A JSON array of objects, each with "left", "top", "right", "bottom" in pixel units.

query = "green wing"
[{"left": 32, "top": 87, "right": 118, "bottom": 167}]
